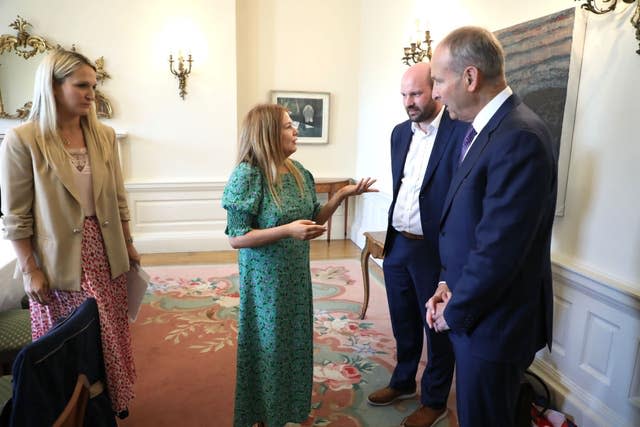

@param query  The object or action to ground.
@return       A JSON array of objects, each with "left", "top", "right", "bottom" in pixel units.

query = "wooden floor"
[{"left": 141, "top": 239, "right": 363, "bottom": 266}]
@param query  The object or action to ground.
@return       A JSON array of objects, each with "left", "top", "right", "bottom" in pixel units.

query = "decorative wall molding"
[
  {"left": 531, "top": 357, "right": 629, "bottom": 427},
  {"left": 125, "top": 181, "right": 229, "bottom": 254},
  {"left": 551, "top": 257, "right": 640, "bottom": 313},
  {"left": 531, "top": 259, "right": 640, "bottom": 427},
  {"left": 125, "top": 180, "right": 346, "bottom": 254}
]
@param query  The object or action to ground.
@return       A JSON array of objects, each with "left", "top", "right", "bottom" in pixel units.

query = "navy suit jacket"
[
  {"left": 439, "top": 94, "right": 558, "bottom": 366},
  {"left": 384, "top": 108, "right": 466, "bottom": 278},
  {"left": 7, "top": 298, "right": 117, "bottom": 427}
]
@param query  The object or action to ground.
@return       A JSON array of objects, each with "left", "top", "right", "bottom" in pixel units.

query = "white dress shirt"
[
  {"left": 461, "top": 86, "right": 513, "bottom": 162},
  {"left": 391, "top": 106, "right": 445, "bottom": 235}
]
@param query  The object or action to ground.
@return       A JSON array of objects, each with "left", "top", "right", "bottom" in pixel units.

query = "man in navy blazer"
[
  {"left": 427, "top": 27, "right": 557, "bottom": 427},
  {"left": 367, "top": 62, "right": 466, "bottom": 427}
]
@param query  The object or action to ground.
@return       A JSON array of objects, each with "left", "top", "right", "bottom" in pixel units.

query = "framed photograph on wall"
[{"left": 271, "top": 90, "right": 330, "bottom": 144}]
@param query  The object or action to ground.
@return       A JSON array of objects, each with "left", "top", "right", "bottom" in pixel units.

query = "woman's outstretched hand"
[
  {"left": 342, "top": 178, "right": 378, "bottom": 197},
  {"left": 313, "top": 178, "right": 379, "bottom": 226},
  {"left": 287, "top": 219, "right": 327, "bottom": 240}
]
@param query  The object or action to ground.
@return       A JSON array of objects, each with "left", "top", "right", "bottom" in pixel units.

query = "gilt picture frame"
[{"left": 271, "top": 90, "right": 330, "bottom": 144}]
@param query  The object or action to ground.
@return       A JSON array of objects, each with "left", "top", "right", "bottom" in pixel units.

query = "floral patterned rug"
[{"left": 120, "top": 259, "right": 455, "bottom": 427}]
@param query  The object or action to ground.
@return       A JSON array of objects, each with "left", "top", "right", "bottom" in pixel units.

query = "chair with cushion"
[
  {"left": 0, "top": 374, "right": 12, "bottom": 425},
  {"left": 0, "top": 308, "right": 31, "bottom": 375},
  {"left": 52, "top": 374, "right": 90, "bottom": 427},
  {"left": 0, "top": 375, "right": 12, "bottom": 408},
  {"left": 7, "top": 298, "right": 117, "bottom": 427}
]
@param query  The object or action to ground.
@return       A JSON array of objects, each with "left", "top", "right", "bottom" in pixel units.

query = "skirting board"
[{"left": 530, "top": 357, "right": 629, "bottom": 427}]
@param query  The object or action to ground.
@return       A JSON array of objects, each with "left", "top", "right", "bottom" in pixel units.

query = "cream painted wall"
[
  {"left": 236, "top": 0, "right": 361, "bottom": 177},
  {"left": 1, "top": 0, "right": 638, "bottom": 290},
  {"left": 355, "top": 0, "right": 640, "bottom": 290},
  {"left": 0, "top": 0, "right": 238, "bottom": 182}
]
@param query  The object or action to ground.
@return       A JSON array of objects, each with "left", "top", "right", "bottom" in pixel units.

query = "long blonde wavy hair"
[
  {"left": 28, "top": 48, "right": 111, "bottom": 166},
  {"left": 237, "top": 104, "right": 305, "bottom": 206}
]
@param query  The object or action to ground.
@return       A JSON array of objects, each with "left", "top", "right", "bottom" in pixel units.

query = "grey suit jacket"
[{"left": 0, "top": 120, "right": 130, "bottom": 291}]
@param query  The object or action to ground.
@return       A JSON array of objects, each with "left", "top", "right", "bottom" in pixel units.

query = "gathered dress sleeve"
[{"left": 221, "top": 162, "right": 264, "bottom": 237}]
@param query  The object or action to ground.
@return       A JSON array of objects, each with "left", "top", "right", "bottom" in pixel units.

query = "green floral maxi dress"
[{"left": 222, "top": 161, "right": 321, "bottom": 427}]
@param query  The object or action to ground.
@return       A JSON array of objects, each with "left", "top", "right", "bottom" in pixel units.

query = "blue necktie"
[{"left": 459, "top": 125, "right": 477, "bottom": 165}]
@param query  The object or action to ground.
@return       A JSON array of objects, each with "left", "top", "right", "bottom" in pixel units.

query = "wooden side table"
[
  {"left": 360, "top": 231, "right": 387, "bottom": 319},
  {"left": 314, "top": 178, "right": 352, "bottom": 242}
]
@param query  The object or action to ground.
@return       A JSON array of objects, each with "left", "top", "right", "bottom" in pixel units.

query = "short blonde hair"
[
  {"left": 238, "top": 104, "right": 305, "bottom": 206},
  {"left": 29, "top": 48, "right": 110, "bottom": 164}
]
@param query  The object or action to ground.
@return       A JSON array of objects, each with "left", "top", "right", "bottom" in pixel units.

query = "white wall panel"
[
  {"left": 552, "top": 295, "right": 572, "bottom": 356},
  {"left": 125, "top": 182, "right": 229, "bottom": 254},
  {"left": 534, "top": 262, "right": 640, "bottom": 427},
  {"left": 580, "top": 313, "right": 617, "bottom": 385}
]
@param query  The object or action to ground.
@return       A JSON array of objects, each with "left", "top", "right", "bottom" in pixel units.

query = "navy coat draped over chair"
[{"left": 5, "top": 298, "right": 116, "bottom": 427}]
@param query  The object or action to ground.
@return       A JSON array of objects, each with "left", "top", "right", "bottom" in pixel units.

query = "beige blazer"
[{"left": 0, "top": 121, "right": 130, "bottom": 291}]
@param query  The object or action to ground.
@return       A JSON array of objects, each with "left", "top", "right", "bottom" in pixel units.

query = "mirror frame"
[{"left": 0, "top": 16, "right": 114, "bottom": 119}]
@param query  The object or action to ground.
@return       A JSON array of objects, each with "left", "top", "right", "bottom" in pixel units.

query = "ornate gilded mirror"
[{"left": 0, "top": 16, "right": 114, "bottom": 119}]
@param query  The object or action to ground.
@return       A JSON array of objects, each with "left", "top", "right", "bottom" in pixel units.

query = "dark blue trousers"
[
  {"left": 451, "top": 332, "right": 525, "bottom": 427},
  {"left": 382, "top": 234, "right": 454, "bottom": 408}
]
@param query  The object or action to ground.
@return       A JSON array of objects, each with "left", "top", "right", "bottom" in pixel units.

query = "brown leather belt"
[{"left": 398, "top": 230, "right": 424, "bottom": 240}]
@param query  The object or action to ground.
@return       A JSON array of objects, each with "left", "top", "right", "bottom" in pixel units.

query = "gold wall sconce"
[
  {"left": 576, "top": 0, "right": 640, "bottom": 55},
  {"left": 169, "top": 53, "right": 193, "bottom": 100},
  {"left": 402, "top": 29, "right": 433, "bottom": 66}
]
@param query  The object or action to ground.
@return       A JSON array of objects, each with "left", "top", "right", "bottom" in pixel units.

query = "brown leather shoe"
[
  {"left": 402, "top": 405, "right": 447, "bottom": 427},
  {"left": 367, "top": 386, "right": 417, "bottom": 406}
]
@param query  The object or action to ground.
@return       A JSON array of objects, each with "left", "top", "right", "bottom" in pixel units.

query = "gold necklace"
[{"left": 59, "top": 130, "right": 77, "bottom": 146}]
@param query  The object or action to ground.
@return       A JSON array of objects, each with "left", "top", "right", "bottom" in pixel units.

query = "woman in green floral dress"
[{"left": 222, "top": 104, "right": 376, "bottom": 427}]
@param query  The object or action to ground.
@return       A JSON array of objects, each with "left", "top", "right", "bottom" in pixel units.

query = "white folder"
[{"left": 127, "top": 265, "right": 150, "bottom": 322}]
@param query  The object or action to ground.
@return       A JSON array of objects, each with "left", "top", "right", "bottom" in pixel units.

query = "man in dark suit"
[
  {"left": 427, "top": 26, "right": 558, "bottom": 427},
  {"left": 367, "top": 62, "right": 466, "bottom": 427}
]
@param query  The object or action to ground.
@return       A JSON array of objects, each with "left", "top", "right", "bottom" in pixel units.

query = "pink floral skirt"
[{"left": 29, "top": 216, "right": 136, "bottom": 413}]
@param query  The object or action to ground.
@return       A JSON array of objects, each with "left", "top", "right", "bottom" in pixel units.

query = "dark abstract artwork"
[{"left": 495, "top": 7, "right": 586, "bottom": 215}]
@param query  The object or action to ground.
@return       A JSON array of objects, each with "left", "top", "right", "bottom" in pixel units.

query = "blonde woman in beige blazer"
[{"left": 0, "top": 49, "right": 137, "bottom": 417}]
